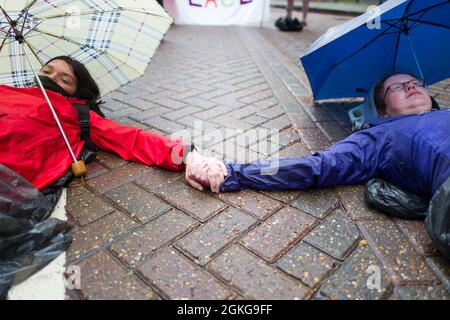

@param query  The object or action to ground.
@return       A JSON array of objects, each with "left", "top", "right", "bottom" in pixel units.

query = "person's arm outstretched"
[{"left": 221, "top": 127, "right": 392, "bottom": 192}]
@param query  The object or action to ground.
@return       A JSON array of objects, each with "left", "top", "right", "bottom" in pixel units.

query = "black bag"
[
  {"left": 0, "top": 164, "right": 73, "bottom": 299},
  {"left": 425, "top": 177, "right": 450, "bottom": 259},
  {"left": 364, "top": 178, "right": 429, "bottom": 220}
]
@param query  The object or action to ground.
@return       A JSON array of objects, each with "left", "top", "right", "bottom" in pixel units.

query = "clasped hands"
[{"left": 185, "top": 150, "right": 227, "bottom": 193}]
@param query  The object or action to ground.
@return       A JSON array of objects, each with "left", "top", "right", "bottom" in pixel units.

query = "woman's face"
[
  {"left": 39, "top": 59, "right": 77, "bottom": 96},
  {"left": 382, "top": 74, "right": 432, "bottom": 117}
]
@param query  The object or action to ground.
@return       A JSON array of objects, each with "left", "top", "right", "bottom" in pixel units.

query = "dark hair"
[
  {"left": 45, "top": 56, "right": 104, "bottom": 117},
  {"left": 374, "top": 75, "right": 390, "bottom": 115}
]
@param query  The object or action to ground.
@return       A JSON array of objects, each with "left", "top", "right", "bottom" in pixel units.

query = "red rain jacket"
[{"left": 0, "top": 85, "right": 187, "bottom": 190}]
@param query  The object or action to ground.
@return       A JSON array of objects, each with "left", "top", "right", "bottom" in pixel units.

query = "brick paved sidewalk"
[{"left": 65, "top": 9, "right": 450, "bottom": 300}]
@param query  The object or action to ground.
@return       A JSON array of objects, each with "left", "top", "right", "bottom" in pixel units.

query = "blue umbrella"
[{"left": 300, "top": 0, "right": 450, "bottom": 100}]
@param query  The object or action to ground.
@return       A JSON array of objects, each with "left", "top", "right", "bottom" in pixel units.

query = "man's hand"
[{"left": 185, "top": 151, "right": 227, "bottom": 193}]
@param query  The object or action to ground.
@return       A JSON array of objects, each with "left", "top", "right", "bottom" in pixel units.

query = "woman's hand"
[{"left": 185, "top": 151, "right": 227, "bottom": 193}]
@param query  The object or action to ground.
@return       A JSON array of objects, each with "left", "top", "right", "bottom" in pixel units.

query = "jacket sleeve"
[
  {"left": 89, "top": 111, "right": 187, "bottom": 171},
  {"left": 221, "top": 127, "right": 392, "bottom": 192}
]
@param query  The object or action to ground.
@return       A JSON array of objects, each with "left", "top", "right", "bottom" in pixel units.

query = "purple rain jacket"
[{"left": 221, "top": 109, "right": 450, "bottom": 198}]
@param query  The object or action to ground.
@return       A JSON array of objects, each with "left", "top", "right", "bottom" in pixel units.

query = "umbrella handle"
[{"left": 71, "top": 160, "right": 88, "bottom": 177}]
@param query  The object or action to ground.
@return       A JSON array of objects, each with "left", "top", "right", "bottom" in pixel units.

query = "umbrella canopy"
[
  {"left": 0, "top": 0, "right": 173, "bottom": 96},
  {"left": 300, "top": 0, "right": 450, "bottom": 100}
]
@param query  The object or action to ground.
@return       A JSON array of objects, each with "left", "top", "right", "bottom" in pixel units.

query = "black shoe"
[
  {"left": 290, "top": 18, "right": 303, "bottom": 31},
  {"left": 275, "top": 17, "right": 289, "bottom": 31},
  {"left": 275, "top": 16, "right": 303, "bottom": 32}
]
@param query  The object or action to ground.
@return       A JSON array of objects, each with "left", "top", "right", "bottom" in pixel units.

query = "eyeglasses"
[{"left": 383, "top": 79, "right": 426, "bottom": 100}]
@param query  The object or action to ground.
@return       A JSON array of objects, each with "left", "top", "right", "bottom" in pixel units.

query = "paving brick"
[
  {"left": 262, "top": 114, "right": 292, "bottom": 131},
  {"left": 270, "top": 128, "right": 299, "bottom": 147},
  {"left": 234, "top": 128, "right": 271, "bottom": 147},
  {"left": 304, "top": 104, "right": 335, "bottom": 122},
  {"left": 101, "top": 97, "right": 129, "bottom": 112},
  {"left": 425, "top": 257, "right": 450, "bottom": 293},
  {"left": 103, "top": 107, "right": 139, "bottom": 120},
  {"left": 162, "top": 106, "right": 202, "bottom": 120},
  {"left": 115, "top": 117, "right": 151, "bottom": 130},
  {"left": 128, "top": 106, "right": 171, "bottom": 121},
  {"left": 176, "top": 207, "right": 257, "bottom": 266},
  {"left": 229, "top": 105, "right": 259, "bottom": 119},
  {"left": 142, "top": 116, "right": 186, "bottom": 134},
  {"left": 70, "top": 250, "right": 155, "bottom": 300},
  {"left": 208, "top": 245, "right": 311, "bottom": 299},
  {"left": 195, "top": 105, "right": 233, "bottom": 120},
  {"left": 288, "top": 112, "right": 317, "bottom": 129},
  {"left": 104, "top": 183, "right": 171, "bottom": 223},
  {"left": 242, "top": 114, "right": 269, "bottom": 126},
  {"left": 336, "top": 185, "right": 387, "bottom": 220},
  {"left": 110, "top": 208, "right": 198, "bottom": 267},
  {"left": 66, "top": 187, "right": 114, "bottom": 226},
  {"left": 259, "top": 105, "right": 285, "bottom": 119},
  {"left": 319, "top": 244, "right": 391, "bottom": 300},
  {"left": 135, "top": 169, "right": 183, "bottom": 192},
  {"left": 124, "top": 97, "right": 164, "bottom": 111},
  {"left": 95, "top": 151, "right": 128, "bottom": 169},
  {"left": 248, "top": 139, "right": 279, "bottom": 157},
  {"left": 184, "top": 96, "right": 219, "bottom": 109},
  {"left": 156, "top": 180, "right": 228, "bottom": 222},
  {"left": 86, "top": 162, "right": 154, "bottom": 194},
  {"left": 261, "top": 190, "right": 303, "bottom": 204},
  {"left": 395, "top": 219, "right": 439, "bottom": 256},
  {"left": 240, "top": 206, "right": 317, "bottom": 262},
  {"left": 290, "top": 188, "right": 339, "bottom": 219},
  {"left": 277, "top": 242, "right": 336, "bottom": 288},
  {"left": 153, "top": 97, "right": 188, "bottom": 110},
  {"left": 137, "top": 247, "right": 234, "bottom": 300},
  {"left": 277, "top": 142, "right": 311, "bottom": 157},
  {"left": 395, "top": 285, "right": 450, "bottom": 300},
  {"left": 67, "top": 211, "right": 137, "bottom": 262},
  {"left": 175, "top": 116, "right": 220, "bottom": 132},
  {"left": 253, "top": 97, "right": 278, "bottom": 109},
  {"left": 358, "top": 219, "right": 436, "bottom": 284},
  {"left": 303, "top": 209, "right": 360, "bottom": 260},
  {"left": 298, "top": 128, "right": 332, "bottom": 152},
  {"left": 217, "top": 189, "right": 283, "bottom": 220},
  {"left": 84, "top": 161, "right": 109, "bottom": 180},
  {"left": 213, "top": 141, "right": 263, "bottom": 163},
  {"left": 211, "top": 115, "right": 253, "bottom": 131},
  {"left": 318, "top": 121, "right": 351, "bottom": 142}
]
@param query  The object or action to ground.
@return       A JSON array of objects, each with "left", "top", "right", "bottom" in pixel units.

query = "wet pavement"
[{"left": 65, "top": 8, "right": 450, "bottom": 300}]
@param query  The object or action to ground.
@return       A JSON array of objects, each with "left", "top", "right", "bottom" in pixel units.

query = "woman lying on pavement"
[
  {"left": 0, "top": 56, "right": 226, "bottom": 192},
  {"left": 189, "top": 73, "right": 450, "bottom": 259}
]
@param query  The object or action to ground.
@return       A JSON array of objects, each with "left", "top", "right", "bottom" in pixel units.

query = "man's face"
[
  {"left": 382, "top": 74, "right": 432, "bottom": 117},
  {"left": 39, "top": 59, "right": 77, "bottom": 96}
]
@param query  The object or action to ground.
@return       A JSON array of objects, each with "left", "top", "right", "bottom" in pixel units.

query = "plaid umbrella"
[
  {"left": 0, "top": 0, "right": 172, "bottom": 176},
  {"left": 0, "top": 0, "right": 173, "bottom": 95}
]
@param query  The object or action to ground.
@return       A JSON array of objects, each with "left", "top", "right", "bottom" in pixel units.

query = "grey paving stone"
[
  {"left": 110, "top": 208, "right": 198, "bottom": 267},
  {"left": 304, "top": 209, "right": 360, "bottom": 260},
  {"left": 156, "top": 180, "right": 228, "bottom": 222},
  {"left": 72, "top": 250, "right": 156, "bottom": 300},
  {"left": 277, "top": 242, "right": 337, "bottom": 288},
  {"left": 395, "top": 285, "right": 450, "bottom": 300},
  {"left": 290, "top": 188, "right": 339, "bottom": 219},
  {"left": 208, "top": 245, "right": 311, "bottom": 299},
  {"left": 358, "top": 219, "right": 436, "bottom": 284},
  {"left": 137, "top": 247, "right": 234, "bottom": 300},
  {"left": 104, "top": 183, "right": 171, "bottom": 223},
  {"left": 240, "top": 206, "right": 317, "bottom": 262},
  {"left": 176, "top": 207, "right": 257, "bottom": 266},
  {"left": 320, "top": 244, "right": 391, "bottom": 300}
]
